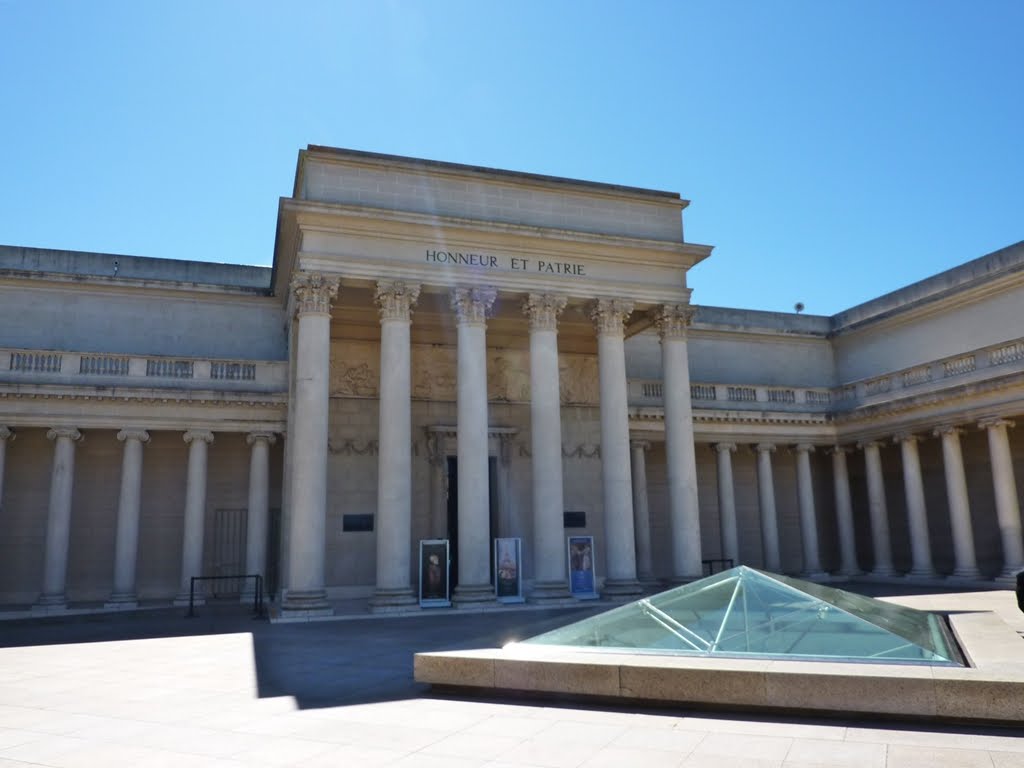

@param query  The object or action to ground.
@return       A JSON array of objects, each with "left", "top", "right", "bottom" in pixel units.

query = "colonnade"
[
  {"left": 627, "top": 418, "right": 1024, "bottom": 581},
  {"left": 0, "top": 424, "right": 276, "bottom": 610},
  {"left": 283, "top": 271, "right": 704, "bottom": 615}
]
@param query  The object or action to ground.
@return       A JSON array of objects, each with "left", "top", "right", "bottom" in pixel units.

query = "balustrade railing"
[
  {"left": 11, "top": 351, "right": 62, "bottom": 373},
  {"left": 766, "top": 388, "right": 796, "bottom": 404},
  {"left": 80, "top": 355, "right": 129, "bottom": 376},
  {"left": 1, "top": 346, "right": 286, "bottom": 391},
  {"left": 943, "top": 355, "right": 976, "bottom": 378}
]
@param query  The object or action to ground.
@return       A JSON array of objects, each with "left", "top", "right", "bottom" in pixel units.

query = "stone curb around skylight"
[{"left": 414, "top": 612, "right": 1024, "bottom": 724}]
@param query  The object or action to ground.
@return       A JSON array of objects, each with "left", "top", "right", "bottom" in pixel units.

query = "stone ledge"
[{"left": 413, "top": 610, "right": 1024, "bottom": 724}]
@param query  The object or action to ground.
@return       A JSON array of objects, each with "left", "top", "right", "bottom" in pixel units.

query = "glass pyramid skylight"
[{"left": 521, "top": 567, "right": 964, "bottom": 666}]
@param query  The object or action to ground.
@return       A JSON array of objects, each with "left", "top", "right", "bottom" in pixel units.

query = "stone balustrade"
[
  {"left": 0, "top": 347, "right": 286, "bottom": 392},
  {"left": 628, "top": 379, "right": 833, "bottom": 412},
  {"left": 628, "top": 335, "right": 1024, "bottom": 413}
]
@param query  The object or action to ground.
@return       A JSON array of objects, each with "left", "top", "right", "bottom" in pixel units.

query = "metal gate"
[{"left": 210, "top": 508, "right": 247, "bottom": 597}]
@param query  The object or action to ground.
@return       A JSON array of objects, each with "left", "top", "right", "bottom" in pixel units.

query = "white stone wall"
[
  {"left": 833, "top": 282, "right": 1024, "bottom": 383},
  {"left": 300, "top": 153, "right": 684, "bottom": 243},
  {"left": 0, "top": 284, "right": 286, "bottom": 360},
  {"left": 625, "top": 327, "right": 837, "bottom": 389}
]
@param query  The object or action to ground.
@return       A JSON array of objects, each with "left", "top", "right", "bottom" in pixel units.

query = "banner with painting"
[{"left": 568, "top": 535, "right": 598, "bottom": 598}]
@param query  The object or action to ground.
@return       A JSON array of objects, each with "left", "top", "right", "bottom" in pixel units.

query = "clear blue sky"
[{"left": 1, "top": 1, "right": 1021, "bottom": 314}]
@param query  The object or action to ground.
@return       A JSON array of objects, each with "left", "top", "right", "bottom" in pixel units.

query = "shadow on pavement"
[{"left": 0, "top": 601, "right": 602, "bottom": 710}]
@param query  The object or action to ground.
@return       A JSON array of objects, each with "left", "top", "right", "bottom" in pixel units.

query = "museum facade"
[{"left": 1, "top": 146, "right": 1023, "bottom": 617}]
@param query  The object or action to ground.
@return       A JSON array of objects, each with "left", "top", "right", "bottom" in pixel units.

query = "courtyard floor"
[{"left": 0, "top": 585, "right": 1022, "bottom": 767}]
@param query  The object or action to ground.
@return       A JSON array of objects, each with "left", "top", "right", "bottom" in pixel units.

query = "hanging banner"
[
  {"left": 568, "top": 535, "right": 598, "bottom": 599},
  {"left": 494, "top": 537, "right": 524, "bottom": 603},
  {"left": 419, "top": 539, "right": 451, "bottom": 607}
]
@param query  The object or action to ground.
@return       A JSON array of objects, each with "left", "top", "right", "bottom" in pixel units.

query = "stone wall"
[{"left": 0, "top": 283, "right": 286, "bottom": 360}]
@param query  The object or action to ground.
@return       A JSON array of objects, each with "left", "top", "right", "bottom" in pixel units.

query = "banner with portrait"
[
  {"left": 568, "top": 535, "right": 598, "bottom": 599},
  {"left": 419, "top": 539, "right": 451, "bottom": 607},
  {"left": 494, "top": 537, "right": 524, "bottom": 603}
]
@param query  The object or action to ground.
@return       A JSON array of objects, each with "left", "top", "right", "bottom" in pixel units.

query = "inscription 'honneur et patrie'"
[{"left": 425, "top": 248, "right": 586, "bottom": 276}]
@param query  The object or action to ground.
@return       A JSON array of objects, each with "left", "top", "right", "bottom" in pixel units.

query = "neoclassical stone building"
[{"left": 1, "top": 146, "right": 1022, "bottom": 617}]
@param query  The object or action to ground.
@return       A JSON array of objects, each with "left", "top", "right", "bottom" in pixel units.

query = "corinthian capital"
[
  {"left": 655, "top": 303, "right": 695, "bottom": 340},
  {"left": 589, "top": 298, "right": 634, "bottom": 337},
  {"left": 523, "top": 293, "right": 567, "bottom": 332},
  {"left": 291, "top": 272, "right": 340, "bottom": 316},
  {"left": 375, "top": 281, "right": 421, "bottom": 322},
  {"left": 450, "top": 286, "right": 497, "bottom": 325},
  {"left": 0, "top": 426, "right": 13, "bottom": 442}
]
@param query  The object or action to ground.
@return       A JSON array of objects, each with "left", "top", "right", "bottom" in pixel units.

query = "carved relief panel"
[
  {"left": 559, "top": 352, "right": 599, "bottom": 406},
  {"left": 329, "top": 341, "right": 379, "bottom": 398}
]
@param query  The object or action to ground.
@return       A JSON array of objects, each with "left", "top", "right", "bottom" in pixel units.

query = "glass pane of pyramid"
[{"left": 521, "top": 567, "right": 963, "bottom": 665}]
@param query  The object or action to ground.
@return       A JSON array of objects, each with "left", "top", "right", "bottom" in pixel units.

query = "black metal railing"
[{"left": 185, "top": 574, "right": 264, "bottom": 618}]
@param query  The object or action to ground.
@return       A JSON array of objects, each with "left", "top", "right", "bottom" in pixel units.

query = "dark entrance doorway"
[{"left": 446, "top": 455, "right": 498, "bottom": 590}]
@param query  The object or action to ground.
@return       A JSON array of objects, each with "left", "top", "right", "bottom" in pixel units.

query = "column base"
[
  {"left": 994, "top": 567, "right": 1024, "bottom": 585},
  {"left": 905, "top": 568, "right": 939, "bottom": 579},
  {"left": 279, "top": 589, "right": 333, "bottom": 617},
  {"left": 602, "top": 578, "right": 643, "bottom": 598},
  {"left": 951, "top": 566, "right": 981, "bottom": 579},
  {"left": 528, "top": 580, "right": 572, "bottom": 603},
  {"left": 801, "top": 570, "right": 829, "bottom": 581},
  {"left": 452, "top": 583, "right": 496, "bottom": 606},
  {"left": 369, "top": 588, "right": 418, "bottom": 613},
  {"left": 32, "top": 594, "right": 67, "bottom": 613},
  {"left": 104, "top": 593, "right": 139, "bottom": 610},
  {"left": 870, "top": 565, "right": 898, "bottom": 577},
  {"left": 636, "top": 572, "right": 662, "bottom": 589},
  {"left": 667, "top": 573, "right": 703, "bottom": 586}
]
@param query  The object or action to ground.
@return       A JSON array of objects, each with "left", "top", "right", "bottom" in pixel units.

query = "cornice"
[
  {"left": 630, "top": 407, "right": 832, "bottom": 428},
  {"left": 282, "top": 198, "right": 710, "bottom": 262},
  {"left": 301, "top": 146, "right": 689, "bottom": 208},
  {"left": 0, "top": 384, "right": 287, "bottom": 408},
  {"left": 0, "top": 270, "right": 272, "bottom": 301},
  {"left": 830, "top": 268, "right": 1024, "bottom": 339}
]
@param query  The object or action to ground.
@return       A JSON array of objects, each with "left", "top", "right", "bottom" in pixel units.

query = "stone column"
[
  {"left": 755, "top": 444, "right": 781, "bottom": 572},
  {"left": 241, "top": 431, "right": 276, "bottom": 602},
  {"left": 794, "top": 443, "right": 826, "bottom": 578},
  {"left": 714, "top": 443, "right": 739, "bottom": 567},
  {"left": 175, "top": 429, "right": 214, "bottom": 605},
  {"left": 106, "top": 429, "right": 150, "bottom": 608},
  {"left": 35, "top": 427, "right": 82, "bottom": 609},
  {"left": 591, "top": 298, "right": 641, "bottom": 595},
  {"left": 630, "top": 440, "right": 655, "bottom": 584},
  {"left": 895, "top": 433, "right": 936, "bottom": 577},
  {"left": 860, "top": 441, "right": 895, "bottom": 576},
  {"left": 372, "top": 281, "right": 420, "bottom": 610},
  {"left": 656, "top": 304, "right": 703, "bottom": 581},
  {"left": 0, "top": 426, "right": 12, "bottom": 513},
  {"left": 282, "top": 272, "right": 339, "bottom": 615},
  {"left": 829, "top": 446, "right": 860, "bottom": 576},
  {"left": 524, "top": 293, "right": 570, "bottom": 600},
  {"left": 979, "top": 418, "right": 1024, "bottom": 579},
  {"left": 935, "top": 426, "right": 979, "bottom": 579},
  {"left": 451, "top": 286, "right": 497, "bottom": 604}
]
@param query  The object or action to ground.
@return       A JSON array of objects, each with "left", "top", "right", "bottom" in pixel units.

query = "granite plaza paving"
[{"left": 0, "top": 587, "right": 1023, "bottom": 767}]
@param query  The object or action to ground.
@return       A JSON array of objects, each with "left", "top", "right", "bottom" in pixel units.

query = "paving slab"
[{"left": 0, "top": 587, "right": 1020, "bottom": 767}]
